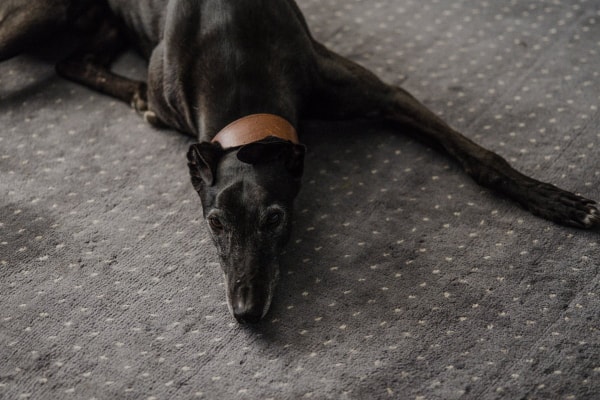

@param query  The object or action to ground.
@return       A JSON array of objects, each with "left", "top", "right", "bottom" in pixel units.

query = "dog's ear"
[
  {"left": 237, "top": 138, "right": 306, "bottom": 179},
  {"left": 236, "top": 137, "right": 287, "bottom": 164},
  {"left": 187, "top": 142, "right": 224, "bottom": 188}
]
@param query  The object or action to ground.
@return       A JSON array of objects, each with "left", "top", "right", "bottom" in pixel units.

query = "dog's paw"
[
  {"left": 143, "top": 110, "right": 167, "bottom": 128},
  {"left": 582, "top": 205, "right": 600, "bottom": 228},
  {"left": 523, "top": 182, "right": 599, "bottom": 229},
  {"left": 143, "top": 110, "right": 163, "bottom": 127},
  {"left": 131, "top": 82, "right": 149, "bottom": 113},
  {"left": 130, "top": 83, "right": 165, "bottom": 127}
]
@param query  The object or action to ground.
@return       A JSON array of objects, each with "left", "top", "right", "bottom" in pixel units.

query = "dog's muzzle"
[
  {"left": 231, "top": 283, "right": 267, "bottom": 324},
  {"left": 226, "top": 266, "right": 279, "bottom": 324}
]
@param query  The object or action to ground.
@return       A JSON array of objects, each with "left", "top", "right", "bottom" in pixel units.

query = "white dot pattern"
[{"left": 1, "top": 1, "right": 599, "bottom": 399}]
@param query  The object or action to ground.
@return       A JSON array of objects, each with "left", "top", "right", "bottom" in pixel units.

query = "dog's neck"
[{"left": 211, "top": 114, "right": 299, "bottom": 149}]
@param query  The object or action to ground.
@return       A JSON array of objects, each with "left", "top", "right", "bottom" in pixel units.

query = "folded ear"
[
  {"left": 236, "top": 137, "right": 288, "bottom": 164},
  {"left": 187, "top": 142, "right": 224, "bottom": 188},
  {"left": 237, "top": 138, "right": 306, "bottom": 179}
]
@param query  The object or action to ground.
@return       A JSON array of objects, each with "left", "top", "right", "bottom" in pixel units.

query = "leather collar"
[{"left": 211, "top": 114, "right": 299, "bottom": 149}]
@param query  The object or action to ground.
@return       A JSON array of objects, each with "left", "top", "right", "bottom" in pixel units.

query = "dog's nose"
[
  {"left": 233, "top": 306, "right": 262, "bottom": 324},
  {"left": 232, "top": 285, "right": 263, "bottom": 324}
]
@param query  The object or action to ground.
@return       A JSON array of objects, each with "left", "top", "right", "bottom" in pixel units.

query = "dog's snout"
[
  {"left": 232, "top": 285, "right": 263, "bottom": 324},
  {"left": 234, "top": 306, "right": 262, "bottom": 324}
]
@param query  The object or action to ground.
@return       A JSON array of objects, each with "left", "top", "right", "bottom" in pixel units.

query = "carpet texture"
[{"left": 1, "top": 0, "right": 599, "bottom": 399}]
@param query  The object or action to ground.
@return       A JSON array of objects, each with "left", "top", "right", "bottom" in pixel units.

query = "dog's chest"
[
  {"left": 191, "top": 1, "right": 316, "bottom": 137},
  {"left": 141, "top": 0, "right": 317, "bottom": 138}
]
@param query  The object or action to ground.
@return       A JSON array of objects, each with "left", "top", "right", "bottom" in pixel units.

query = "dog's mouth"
[{"left": 223, "top": 266, "right": 279, "bottom": 324}]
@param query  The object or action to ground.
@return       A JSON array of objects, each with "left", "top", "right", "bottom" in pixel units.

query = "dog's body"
[{"left": 2, "top": 0, "right": 598, "bottom": 323}]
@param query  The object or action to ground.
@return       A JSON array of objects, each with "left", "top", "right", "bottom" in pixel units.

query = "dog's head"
[{"left": 187, "top": 137, "right": 305, "bottom": 323}]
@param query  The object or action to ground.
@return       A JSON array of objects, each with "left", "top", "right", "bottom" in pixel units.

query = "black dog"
[{"left": 1, "top": 0, "right": 598, "bottom": 323}]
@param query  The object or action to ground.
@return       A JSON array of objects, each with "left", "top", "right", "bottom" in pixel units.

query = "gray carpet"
[{"left": 1, "top": 1, "right": 599, "bottom": 399}]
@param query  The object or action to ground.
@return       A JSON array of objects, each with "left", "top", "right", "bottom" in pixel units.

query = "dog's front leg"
[
  {"left": 308, "top": 43, "right": 599, "bottom": 229},
  {"left": 55, "top": 18, "right": 162, "bottom": 127}
]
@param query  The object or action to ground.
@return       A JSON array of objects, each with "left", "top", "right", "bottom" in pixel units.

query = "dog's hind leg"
[
  {"left": 55, "top": 14, "right": 162, "bottom": 126},
  {"left": 307, "top": 42, "right": 599, "bottom": 229},
  {"left": 0, "top": 0, "right": 76, "bottom": 61}
]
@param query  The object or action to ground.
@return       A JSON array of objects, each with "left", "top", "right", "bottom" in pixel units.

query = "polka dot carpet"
[{"left": 1, "top": 0, "right": 599, "bottom": 399}]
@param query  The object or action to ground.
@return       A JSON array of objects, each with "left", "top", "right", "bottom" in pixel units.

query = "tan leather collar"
[{"left": 211, "top": 114, "right": 299, "bottom": 149}]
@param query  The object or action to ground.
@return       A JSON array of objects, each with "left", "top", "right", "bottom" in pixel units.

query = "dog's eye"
[
  {"left": 265, "top": 211, "right": 283, "bottom": 228},
  {"left": 208, "top": 216, "right": 224, "bottom": 231}
]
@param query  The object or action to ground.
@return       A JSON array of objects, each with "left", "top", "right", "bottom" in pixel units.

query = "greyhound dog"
[{"left": 1, "top": 0, "right": 598, "bottom": 323}]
